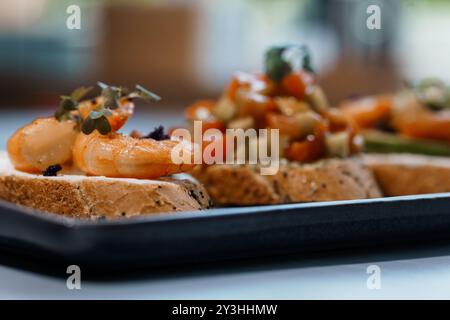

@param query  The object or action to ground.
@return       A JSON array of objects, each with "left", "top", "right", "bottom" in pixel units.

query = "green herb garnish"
[
  {"left": 54, "top": 82, "right": 161, "bottom": 135},
  {"left": 54, "top": 86, "right": 94, "bottom": 121},
  {"left": 264, "top": 45, "right": 315, "bottom": 82},
  {"left": 81, "top": 114, "right": 111, "bottom": 135},
  {"left": 71, "top": 86, "right": 94, "bottom": 102},
  {"left": 136, "top": 84, "right": 161, "bottom": 101},
  {"left": 265, "top": 47, "right": 292, "bottom": 82}
]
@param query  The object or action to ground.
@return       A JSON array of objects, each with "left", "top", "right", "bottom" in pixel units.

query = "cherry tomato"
[
  {"left": 185, "top": 100, "right": 225, "bottom": 133},
  {"left": 280, "top": 71, "right": 315, "bottom": 100},
  {"left": 284, "top": 125, "right": 326, "bottom": 162}
]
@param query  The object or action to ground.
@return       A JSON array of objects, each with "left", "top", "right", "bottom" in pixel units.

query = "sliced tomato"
[
  {"left": 226, "top": 72, "right": 272, "bottom": 100},
  {"left": 185, "top": 100, "right": 225, "bottom": 133},
  {"left": 280, "top": 71, "right": 315, "bottom": 100},
  {"left": 227, "top": 78, "right": 241, "bottom": 100},
  {"left": 340, "top": 96, "right": 392, "bottom": 129},
  {"left": 265, "top": 113, "right": 303, "bottom": 138},
  {"left": 284, "top": 125, "right": 326, "bottom": 162},
  {"left": 201, "top": 120, "right": 226, "bottom": 133},
  {"left": 237, "top": 91, "right": 276, "bottom": 128},
  {"left": 185, "top": 100, "right": 216, "bottom": 121}
]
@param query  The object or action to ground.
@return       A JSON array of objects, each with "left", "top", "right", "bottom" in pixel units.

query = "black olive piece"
[
  {"left": 143, "top": 125, "right": 170, "bottom": 141},
  {"left": 43, "top": 164, "right": 62, "bottom": 177}
]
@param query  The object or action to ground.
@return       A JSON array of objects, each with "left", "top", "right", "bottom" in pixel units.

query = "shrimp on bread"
[
  {"left": 7, "top": 83, "right": 195, "bottom": 178},
  {"left": 1, "top": 83, "right": 209, "bottom": 218}
]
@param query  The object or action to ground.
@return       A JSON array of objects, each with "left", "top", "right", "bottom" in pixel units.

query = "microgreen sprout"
[{"left": 55, "top": 82, "right": 161, "bottom": 135}]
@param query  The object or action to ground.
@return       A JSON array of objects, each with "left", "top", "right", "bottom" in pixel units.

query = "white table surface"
[
  {"left": 2, "top": 245, "right": 450, "bottom": 299},
  {"left": 1, "top": 108, "right": 450, "bottom": 300}
]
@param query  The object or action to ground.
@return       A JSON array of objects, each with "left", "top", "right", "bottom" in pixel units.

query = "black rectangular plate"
[{"left": 1, "top": 193, "right": 450, "bottom": 271}]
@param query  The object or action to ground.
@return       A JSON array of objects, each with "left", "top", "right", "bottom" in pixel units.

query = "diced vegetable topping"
[
  {"left": 185, "top": 46, "right": 360, "bottom": 163},
  {"left": 339, "top": 79, "right": 450, "bottom": 145},
  {"left": 340, "top": 96, "right": 392, "bottom": 129}
]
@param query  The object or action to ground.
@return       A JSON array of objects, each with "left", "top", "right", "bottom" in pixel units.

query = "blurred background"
[{"left": 0, "top": 0, "right": 450, "bottom": 145}]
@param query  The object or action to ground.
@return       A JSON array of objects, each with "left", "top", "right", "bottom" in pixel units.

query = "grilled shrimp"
[
  {"left": 8, "top": 94, "right": 195, "bottom": 178},
  {"left": 7, "top": 118, "right": 78, "bottom": 173},
  {"left": 7, "top": 97, "right": 134, "bottom": 173},
  {"left": 72, "top": 132, "right": 195, "bottom": 179}
]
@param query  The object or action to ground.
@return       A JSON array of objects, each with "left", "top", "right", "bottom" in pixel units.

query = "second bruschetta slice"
[
  {"left": 183, "top": 46, "right": 382, "bottom": 205},
  {"left": 340, "top": 79, "right": 450, "bottom": 196}
]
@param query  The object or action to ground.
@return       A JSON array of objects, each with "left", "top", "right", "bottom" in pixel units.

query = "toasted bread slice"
[
  {"left": 0, "top": 152, "right": 211, "bottom": 219},
  {"left": 192, "top": 157, "right": 382, "bottom": 205},
  {"left": 363, "top": 153, "right": 450, "bottom": 196}
]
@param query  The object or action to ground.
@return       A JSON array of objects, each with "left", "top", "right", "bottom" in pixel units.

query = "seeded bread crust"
[
  {"left": 192, "top": 157, "right": 382, "bottom": 205},
  {"left": 0, "top": 153, "right": 211, "bottom": 219},
  {"left": 363, "top": 153, "right": 450, "bottom": 196}
]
